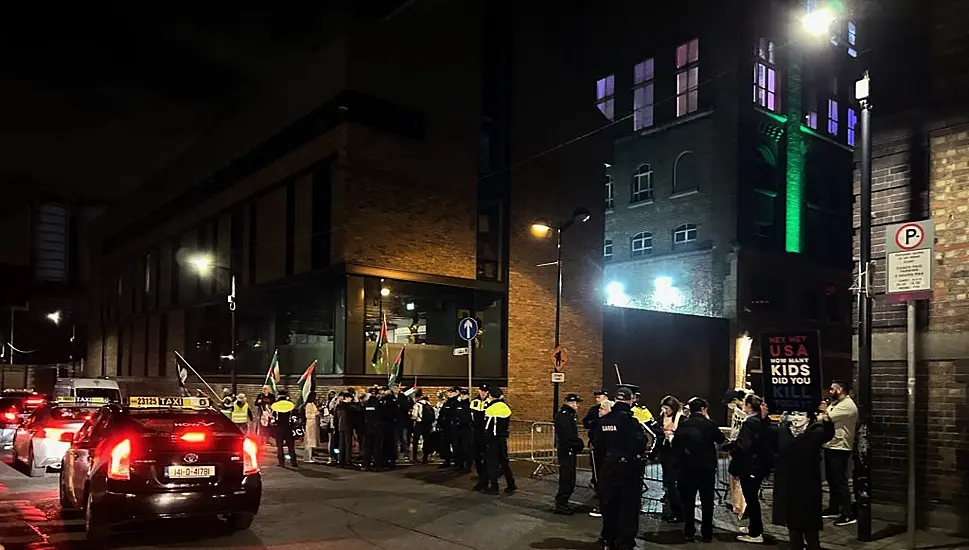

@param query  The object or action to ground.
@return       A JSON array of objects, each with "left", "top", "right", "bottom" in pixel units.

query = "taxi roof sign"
[
  {"left": 129, "top": 396, "right": 211, "bottom": 410},
  {"left": 56, "top": 396, "right": 109, "bottom": 405}
]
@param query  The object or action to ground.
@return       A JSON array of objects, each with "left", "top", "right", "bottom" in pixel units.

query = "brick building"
[
  {"left": 852, "top": 0, "right": 969, "bottom": 529},
  {"left": 597, "top": 0, "right": 857, "bottom": 383},
  {"left": 83, "top": 0, "right": 608, "bottom": 418}
]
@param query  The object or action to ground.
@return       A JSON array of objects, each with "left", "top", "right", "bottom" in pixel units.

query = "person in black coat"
[
  {"left": 672, "top": 397, "right": 726, "bottom": 543},
  {"left": 553, "top": 393, "right": 585, "bottom": 514},
  {"left": 361, "top": 387, "right": 384, "bottom": 470},
  {"left": 724, "top": 394, "right": 773, "bottom": 543},
  {"left": 378, "top": 386, "right": 398, "bottom": 468},
  {"left": 772, "top": 410, "right": 835, "bottom": 550},
  {"left": 582, "top": 390, "right": 608, "bottom": 501},
  {"left": 437, "top": 387, "right": 459, "bottom": 468}
]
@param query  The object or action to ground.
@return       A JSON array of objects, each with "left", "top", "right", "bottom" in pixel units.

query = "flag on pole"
[
  {"left": 370, "top": 315, "right": 389, "bottom": 374},
  {"left": 388, "top": 346, "right": 405, "bottom": 387},
  {"left": 293, "top": 359, "right": 318, "bottom": 409},
  {"left": 175, "top": 358, "right": 190, "bottom": 394},
  {"left": 263, "top": 350, "right": 280, "bottom": 395}
]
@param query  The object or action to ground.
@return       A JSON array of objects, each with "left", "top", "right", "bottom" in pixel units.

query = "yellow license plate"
[{"left": 166, "top": 465, "right": 215, "bottom": 479}]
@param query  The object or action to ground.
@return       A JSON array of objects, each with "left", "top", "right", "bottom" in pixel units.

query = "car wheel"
[
  {"left": 226, "top": 512, "right": 255, "bottom": 530},
  {"left": 27, "top": 448, "right": 46, "bottom": 477},
  {"left": 85, "top": 491, "right": 110, "bottom": 542},
  {"left": 59, "top": 477, "right": 81, "bottom": 515}
]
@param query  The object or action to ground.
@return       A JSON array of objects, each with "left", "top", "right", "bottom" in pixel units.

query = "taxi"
[
  {"left": 58, "top": 395, "right": 262, "bottom": 542},
  {"left": 11, "top": 396, "right": 105, "bottom": 476}
]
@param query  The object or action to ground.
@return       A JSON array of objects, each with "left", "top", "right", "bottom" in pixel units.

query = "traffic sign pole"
[{"left": 457, "top": 317, "right": 479, "bottom": 393}]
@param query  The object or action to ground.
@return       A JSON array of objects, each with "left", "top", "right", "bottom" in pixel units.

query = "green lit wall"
[{"left": 784, "top": 48, "right": 806, "bottom": 253}]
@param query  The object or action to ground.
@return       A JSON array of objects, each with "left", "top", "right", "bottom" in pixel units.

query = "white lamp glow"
[
  {"left": 802, "top": 8, "right": 835, "bottom": 37},
  {"left": 605, "top": 281, "right": 630, "bottom": 307},
  {"left": 653, "top": 276, "right": 684, "bottom": 308}
]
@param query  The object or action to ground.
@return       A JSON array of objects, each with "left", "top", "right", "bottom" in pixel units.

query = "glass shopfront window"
[{"left": 360, "top": 276, "right": 505, "bottom": 380}]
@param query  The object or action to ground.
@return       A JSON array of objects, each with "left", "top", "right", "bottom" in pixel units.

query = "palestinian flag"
[
  {"left": 388, "top": 346, "right": 405, "bottom": 387},
  {"left": 370, "top": 315, "right": 389, "bottom": 374},
  {"left": 293, "top": 359, "right": 318, "bottom": 409},
  {"left": 263, "top": 350, "right": 280, "bottom": 395}
]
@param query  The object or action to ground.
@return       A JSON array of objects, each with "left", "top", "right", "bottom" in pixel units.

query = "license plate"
[{"left": 166, "top": 465, "right": 215, "bottom": 479}]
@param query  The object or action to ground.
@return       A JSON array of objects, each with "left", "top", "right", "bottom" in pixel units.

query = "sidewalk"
[{"left": 514, "top": 459, "right": 968, "bottom": 550}]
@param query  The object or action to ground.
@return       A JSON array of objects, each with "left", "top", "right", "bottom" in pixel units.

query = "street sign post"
[
  {"left": 551, "top": 372, "right": 565, "bottom": 383},
  {"left": 458, "top": 317, "right": 478, "bottom": 392},
  {"left": 550, "top": 346, "right": 568, "bottom": 372},
  {"left": 884, "top": 219, "right": 934, "bottom": 547}
]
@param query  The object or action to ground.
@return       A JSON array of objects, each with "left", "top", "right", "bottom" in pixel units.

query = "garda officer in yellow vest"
[
  {"left": 482, "top": 387, "right": 517, "bottom": 495},
  {"left": 231, "top": 393, "right": 254, "bottom": 433},
  {"left": 626, "top": 385, "right": 660, "bottom": 460},
  {"left": 470, "top": 384, "right": 490, "bottom": 490}
]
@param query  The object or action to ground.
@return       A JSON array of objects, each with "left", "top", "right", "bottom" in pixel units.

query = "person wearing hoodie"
[
  {"left": 772, "top": 408, "right": 835, "bottom": 550},
  {"left": 553, "top": 393, "right": 585, "bottom": 514}
]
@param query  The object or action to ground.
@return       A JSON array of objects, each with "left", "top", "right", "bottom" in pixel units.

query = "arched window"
[
  {"left": 605, "top": 176, "right": 614, "bottom": 210},
  {"left": 631, "top": 164, "right": 653, "bottom": 203},
  {"left": 673, "top": 223, "right": 698, "bottom": 245},
  {"left": 603, "top": 239, "right": 614, "bottom": 261},
  {"left": 672, "top": 150, "right": 700, "bottom": 194},
  {"left": 631, "top": 232, "right": 653, "bottom": 257}
]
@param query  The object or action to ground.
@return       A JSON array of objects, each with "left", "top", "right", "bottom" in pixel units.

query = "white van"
[{"left": 53, "top": 378, "right": 122, "bottom": 404}]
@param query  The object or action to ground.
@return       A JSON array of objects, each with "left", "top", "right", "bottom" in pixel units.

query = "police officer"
[
  {"left": 554, "top": 393, "right": 585, "bottom": 514},
  {"left": 270, "top": 390, "right": 298, "bottom": 468},
  {"left": 672, "top": 397, "right": 725, "bottom": 542},
  {"left": 454, "top": 388, "right": 473, "bottom": 472},
  {"left": 361, "top": 386, "right": 384, "bottom": 470},
  {"left": 437, "top": 387, "right": 459, "bottom": 468},
  {"left": 583, "top": 389, "right": 608, "bottom": 516},
  {"left": 628, "top": 386, "right": 661, "bottom": 461},
  {"left": 482, "top": 387, "right": 517, "bottom": 495},
  {"left": 594, "top": 385, "right": 648, "bottom": 550},
  {"left": 220, "top": 388, "right": 234, "bottom": 418},
  {"left": 470, "top": 384, "right": 490, "bottom": 490}
]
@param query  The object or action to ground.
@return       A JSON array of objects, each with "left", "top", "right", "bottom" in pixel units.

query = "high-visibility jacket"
[
  {"left": 484, "top": 399, "right": 511, "bottom": 440},
  {"left": 632, "top": 404, "right": 654, "bottom": 424},
  {"left": 231, "top": 402, "right": 249, "bottom": 424}
]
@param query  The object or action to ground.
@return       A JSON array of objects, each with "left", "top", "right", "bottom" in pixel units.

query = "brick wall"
[{"left": 603, "top": 249, "right": 718, "bottom": 316}]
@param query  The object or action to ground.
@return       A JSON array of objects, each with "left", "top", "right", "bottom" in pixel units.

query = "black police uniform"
[
  {"left": 272, "top": 396, "right": 299, "bottom": 468},
  {"left": 594, "top": 396, "right": 648, "bottom": 550},
  {"left": 379, "top": 390, "right": 398, "bottom": 467},
  {"left": 554, "top": 396, "right": 585, "bottom": 513},
  {"left": 582, "top": 390, "right": 607, "bottom": 491},
  {"left": 437, "top": 391, "right": 458, "bottom": 467},
  {"left": 453, "top": 392, "right": 473, "bottom": 471},
  {"left": 361, "top": 393, "right": 384, "bottom": 469},
  {"left": 470, "top": 387, "right": 489, "bottom": 489},
  {"left": 672, "top": 403, "right": 726, "bottom": 542}
]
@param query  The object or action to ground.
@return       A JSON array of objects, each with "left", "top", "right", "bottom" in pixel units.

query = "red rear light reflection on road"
[
  {"left": 242, "top": 437, "right": 259, "bottom": 475},
  {"left": 179, "top": 431, "right": 207, "bottom": 443},
  {"left": 108, "top": 439, "right": 131, "bottom": 480}
]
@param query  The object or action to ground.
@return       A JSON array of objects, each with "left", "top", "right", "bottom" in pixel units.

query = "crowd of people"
[
  {"left": 222, "top": 377, "right": 859, "bottom": 550},
  {"left": 555, "top": 381, "right": 858, "bottom": 550}
]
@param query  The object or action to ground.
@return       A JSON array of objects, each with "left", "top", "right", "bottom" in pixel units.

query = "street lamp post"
[
  {"left": 188, "top": 254, "right": 238, "bottom": 395},
  {"left": 802, "top": 7, "right": 874, "bottom": 542},
  {"left": 47, "top": 310, "right": 77, "bottom": 377},
  {"left": 531, "top": 207, "right": 591, "bottom": 419}
]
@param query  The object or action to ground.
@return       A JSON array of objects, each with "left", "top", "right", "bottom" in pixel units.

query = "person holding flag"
[
  {"left": 371, "top": 314, "right": 389, "bottom": 374},
  {"left": 255, "top": 351, "right": 280, "bottom": 436}
]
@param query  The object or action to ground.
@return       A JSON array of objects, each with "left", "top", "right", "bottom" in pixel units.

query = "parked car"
[{"left": 1, "top": 392, "right": 47, "bottom": 450}]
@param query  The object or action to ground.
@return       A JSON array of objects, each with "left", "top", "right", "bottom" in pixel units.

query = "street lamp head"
[
  {"left": 380, "top": 287, "right": 391, "bottom": 297},
  {"left": 572, "top": 207, "right": 592, "bottom": 224},
  {"left": 530, "top": 222, "right": 553, "bottom": 238},
  {"left": 47, "top": 311, "right": 62, "bottom": 325},
  {"left": 187, "top": 253, "right": 215, "bottom": 275},
  {"left": 801, "top": 8, "right": 835, "bottom": 37}
]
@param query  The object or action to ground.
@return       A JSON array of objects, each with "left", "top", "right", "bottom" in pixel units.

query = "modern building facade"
[
  {"left": 597, "top": 0, "right": 858, "bottom": 384},
  {"left": 84, "top": 0, "right": 609, "bottom": 415},
  {"left": 851, "top": 0, "right": 969, "bottom": 528}
]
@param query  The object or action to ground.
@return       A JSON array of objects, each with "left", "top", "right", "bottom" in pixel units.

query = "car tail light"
[
  {"left": 3, "top": 411, "right": 16, "bottom": 422},
  {"left": 59, "top": 432, "right": 75, "bottom": 443},
  {"left": 242, "top": 437, "right": 259, "bottom": 475},
  {"left": 25, "top": 397, "right": 45, "bottom": 408},
  {"left": 179, "top": 431, "right": 207, "bottom": 443},
  {"left": 108, "top": 439, "right": 131, "bottom": 481},
  {"left": 35, "top": 427, "right": 67, "bottom": 440}
]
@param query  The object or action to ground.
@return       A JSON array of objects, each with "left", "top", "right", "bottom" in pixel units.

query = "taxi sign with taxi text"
[
  {"left": 129, "top": 396, "right": 211, "bottom": 409},
  {"left": 56, "top": 396, "right": 109, "bottom": 405}
]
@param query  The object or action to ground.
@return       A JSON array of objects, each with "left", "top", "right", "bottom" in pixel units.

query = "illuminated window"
[
  {"left": 676, "top": 39, "right": 699, "bottom": 116},
  {"left": 847, "top": 21, "right": 857, "bottom": 57},
  {"left": 144, "top": 252, "right": 152, "bottom": 293},
  {"left": 631, "top": 164, "right": 653, "bottom": 203},
  {"left": 804, "top": 85, "right": 818, "bottom": 129},
  {"left": 847, "top": 108, "right": 858, "bottom": 146},
  {"left": 633, "top": 58, "right": 655, "bottom": 130},
  {"left": 605, "top": 176, "right": 614, "bottom": 210},
  {"left": 753, "top": 38, "right": 779, "bottom": 112},
  {"left": 827, "top": 98, "right": 839, "bottom": 136},
  {"left": 596, "top": 75, "right": 615, "bottom": 121},
  {"left": 631, "top": 232, "right": 653, "bottom": 257},
  {"left": 604, "top": 239, "right": 614, "bottom": 261},
  {"left": 673, "top": 223, "right": 697, "bottom": 244}
]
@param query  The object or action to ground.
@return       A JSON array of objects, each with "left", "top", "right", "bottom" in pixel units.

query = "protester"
[
  {"left": 303, "top": 392, "right": 320, "bottom": 463},
  {"left": 658, "top": 395, "right": 684, "bottom": 523},
  {"left": 822, "top": 380, "right": 858, "bottom": 527},
  {"left": 673, "top": 397, "right": 725, "bottom": 543},
  {"left": 725, "top": 394, "right": 772, "bottom": 544}
]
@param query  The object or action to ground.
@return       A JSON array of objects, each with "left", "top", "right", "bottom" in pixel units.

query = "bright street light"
[
  {"left": 605, "top": 282, "right": 630, "bottom": 307},
  {"left": 802, "top": 8, "right": 835, "bottom": 37},
  {"left": 530, "top": 222, "right": 552, "bottom": 238},
  {"left": 380, "top": 287, "right": 391, "bottom": 297},
  {"left": 187, "top": 253, "right": 215, "bottom": 275},
  {"left": 47, "top": 311, "right": 62, "bottom": 325}
]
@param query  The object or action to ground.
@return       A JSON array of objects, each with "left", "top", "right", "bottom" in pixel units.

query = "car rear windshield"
[
  {"left": 50, "top": 407, "right": 99, "bottom": 421},
  {"left": 0, "top": 398, "right": 20, "bottom": 410},
  {"left": 128, "top": 410, "right": 238, "bottom": 435},
  {"left": 76, "top": 388, "right": 121, "bottom": 401}
]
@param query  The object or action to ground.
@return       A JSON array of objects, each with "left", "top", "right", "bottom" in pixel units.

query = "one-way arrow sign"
[{"left": 458, "top": 317, "right": 479, "bottom": 341}]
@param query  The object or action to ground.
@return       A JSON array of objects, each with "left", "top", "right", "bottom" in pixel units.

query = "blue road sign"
[{"left": 458, "top": 317, "right": 479, "bottom": 341}]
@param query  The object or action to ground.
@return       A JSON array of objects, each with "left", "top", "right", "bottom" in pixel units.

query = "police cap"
[
  {"left": 447, "top": 386, "right": 460, "bottom": 393},
  {"left": 488, "top": 387, "right": 503, "bottom": 399},
  {"left": 615, "top": 387, "right": 634, "bottom": 400},
  {"left": 459, "top": 388, "right": 470, "bottom": 396},
  {"left": 564, "top": 393, "right": 583, "bottom": 403},
  {"left": 616, "top": 383, "right": 640, "bottom": 399},
  {"left": 593, "top": 389, "right": 608, "bottom": 397},
  {"left": 478, "top": 384, "right": 490, "bottom": 392}
]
